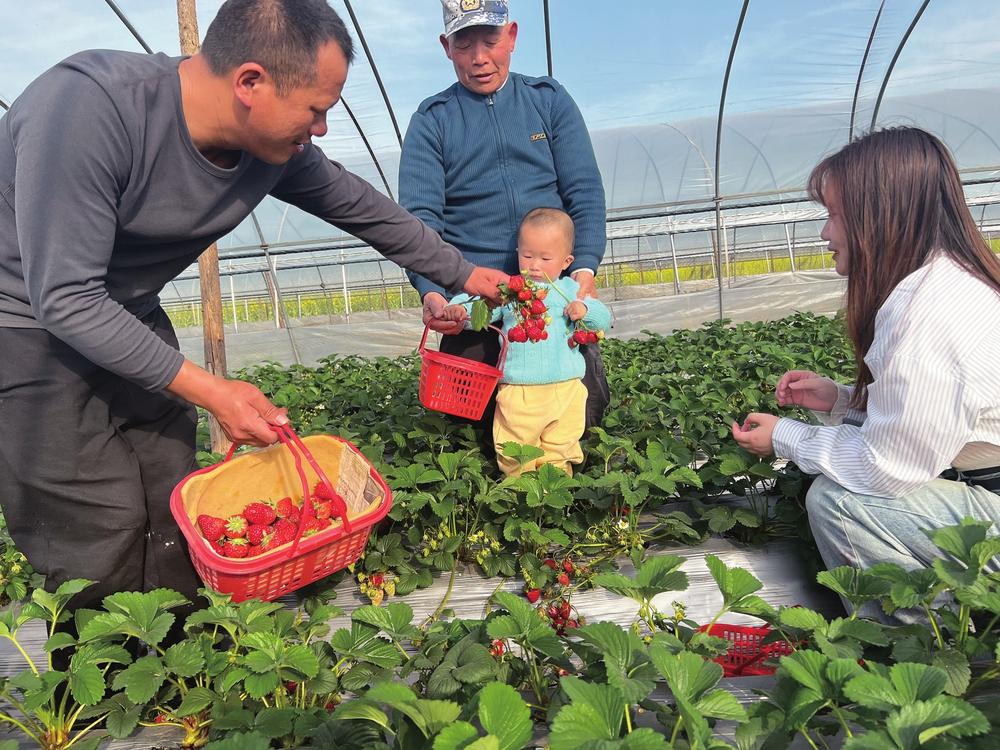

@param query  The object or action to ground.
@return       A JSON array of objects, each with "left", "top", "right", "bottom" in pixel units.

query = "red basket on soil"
[
  {"left": 700, "top": 623, "right": 795, "bottom": 677},
  {"left": 170, "top": 425, "right": 391, "bottom": 602},
  {"left": 418, "top": 324, "right": 508, "bottom": 420}
]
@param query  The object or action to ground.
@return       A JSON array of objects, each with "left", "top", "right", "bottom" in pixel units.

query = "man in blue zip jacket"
[{"left": 400, "top": 0, "right": 610, "bottom": 438}]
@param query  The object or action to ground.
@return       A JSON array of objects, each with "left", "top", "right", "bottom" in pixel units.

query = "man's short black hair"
[{"left": 202, "top": 0, "right": 355, "bottom": 94}]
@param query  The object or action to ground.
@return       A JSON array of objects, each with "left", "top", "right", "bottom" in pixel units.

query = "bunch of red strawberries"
[
  {"left": 499, "top": 275, "right": 550, "bottom": 343},
  {"left": 499, "top": 275, "right": 603, "bottom": 348},
  {"left": 196, "top": 482, "right": 343, "bottom": 558}
]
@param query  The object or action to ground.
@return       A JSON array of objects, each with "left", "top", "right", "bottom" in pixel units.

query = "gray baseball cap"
[{"left": 441, "top": 0, "right": 509, "bottom": 38}]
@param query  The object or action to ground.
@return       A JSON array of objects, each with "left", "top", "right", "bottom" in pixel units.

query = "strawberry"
[
  {"left": 370, "top": 572, "right": 385, "bottom": 587},
  {"left": 275, "top": 496, "right": 297, "bottom": 518},
  {"left": 508, "top": 326, "right": 528, "bottom": 343},
  {"left": 302, "top": 519, "right": 325, "bottom": 536},
  {"left": 273, "top": 519, "right": 297, "bottom": 544},
  {"left": 225, "top": 515, "right": 248, "bottom": 539},
  {"left": 222, "top": 539, "right": 248, "bottom": 558},
  {"left": 197, "top": 515, "right": 227, "bottom": 542},
  {"left": 313, "top": 481, "right": 337, "bottom": 502},
  {"left": 573, "top": 330, "right": 589, "bottom": 346},
  {"left": 154, "top": 714, "right": 169, "bottom": 724},
  {"left": 566, "top": 619, "right": 579, "bottom": 629},
  {"left": 543, "top": 558, "right": 558, "bottom": 570},
  {"left": 560, "top": 599, "right": 571, "bottom": 618},
  {"left": 520, "top": 307, "right": 531, "bottom": 318},
  {"left": 562, "top": 559, "right": 574, "bottom": 574},
  {"left": 243, "top": 502, "right": 276, "bottom": 526},
  {"left": 246, "top": 524, "right": 272, "bottom": 546},
  {"left": 540, "top": 331, "right": 549, "bottom": 340},
  {"left": 507, "top": 275, "right": 525, "bottom": 292},
  {"left": 517, "top": 289, "right": 532, "bottom": 302},
  {"left": 530, "top": 299, "right": 547, "bottom": 315},
  {"left": 525, "top": 588, "right": 541, "bottom": 603},
  {"left": 245, "top": 544, "right": 265, "bottom": 557},
  {"left": 535, "top": 288, "right": 548, "bottom": 300},
  {"left": 568, "top": 338, "right": 577, "bottom": 349},
  {"left": 558, "top": 572, "right": 570, "bottom": 586},
  {"left": 313, "top": 500, "right": 332, "bottom": 520},
  {"left": 489, "top": 639, "right": 506, "bottom": 657},
  {"left": 209, "top": 539, "right": 225, "bottom": 556}
]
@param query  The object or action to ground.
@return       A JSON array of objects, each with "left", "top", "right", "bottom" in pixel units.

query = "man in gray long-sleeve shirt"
[{"left": 0, "top": 0, "right": 507, "bottom": 613}]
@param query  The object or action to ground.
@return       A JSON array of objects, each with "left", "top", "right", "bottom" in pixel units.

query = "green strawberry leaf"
[{"left": 478, "top": 682, "right": 532, "bottom": 750}]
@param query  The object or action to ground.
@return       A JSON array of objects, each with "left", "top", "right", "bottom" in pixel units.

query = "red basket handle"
[
  {"left": 223, "top": 425, "right": 353, "bottom": 558},
  {"left": 419, "top": 323, "right": 508, "bottom": 373}
]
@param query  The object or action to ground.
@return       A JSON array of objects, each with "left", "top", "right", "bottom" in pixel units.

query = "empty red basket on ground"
[{"left": 701, "top": 623, "right": 795, "bottom": 677}]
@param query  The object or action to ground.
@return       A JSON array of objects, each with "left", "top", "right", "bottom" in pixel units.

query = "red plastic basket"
[
  {"left": 700, "top": 623, "right": 795, "bottom": 677},
  {"left": 170, "top": 425, "right": 391, "bottom": 602},
  {"left": 418, "top": 324, "right": 508, "bottom": 420}
]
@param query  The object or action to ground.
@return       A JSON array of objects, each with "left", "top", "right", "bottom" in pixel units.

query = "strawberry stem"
[{"left": 541, "top": 272, "right": 574, "bottom": 304}]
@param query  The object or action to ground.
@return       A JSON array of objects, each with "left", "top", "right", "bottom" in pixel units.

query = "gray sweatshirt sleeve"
[
  {"left": 11, "top": 68, "right": 185, "bottom": 391},
  {"left": 269, "top": 150, "right": 475, "bottom": 294}
]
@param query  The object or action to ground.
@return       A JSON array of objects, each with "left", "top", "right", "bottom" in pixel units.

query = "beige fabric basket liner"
[{"left": 180, "top": 435, "right": 383, "bottom": 533}]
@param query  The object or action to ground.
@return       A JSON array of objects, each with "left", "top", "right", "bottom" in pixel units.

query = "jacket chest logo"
[{"left": 530, "top": 132, "right": 547, "bottom": 142}]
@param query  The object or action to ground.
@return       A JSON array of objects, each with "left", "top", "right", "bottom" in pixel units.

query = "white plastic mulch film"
[{"left": 3, "top": 0, "right": 1000, "bottom": 316}]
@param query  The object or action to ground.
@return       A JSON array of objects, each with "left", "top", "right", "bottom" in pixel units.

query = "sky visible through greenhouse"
[{"left": 4, "top": 0, "right": 1000, "bottom": 300}]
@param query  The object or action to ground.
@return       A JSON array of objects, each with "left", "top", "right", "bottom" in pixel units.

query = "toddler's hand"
[
  {"left": 440, "top": 304, "right": 469, "bottom": 323},
  {"left": 565, "top": 300, "right": 587, "bottom": 322}
]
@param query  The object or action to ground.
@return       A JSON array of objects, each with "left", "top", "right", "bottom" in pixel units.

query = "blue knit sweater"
[
  {"left": 450, "top": 277, "right": 611, "bottom": 385},
  {"left": 399, "top": 73, "right": 606, "bottom": 299}
]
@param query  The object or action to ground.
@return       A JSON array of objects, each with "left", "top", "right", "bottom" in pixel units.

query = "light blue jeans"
[{"left": 806, "top": 475, "right": 1000, "bottom": 623}]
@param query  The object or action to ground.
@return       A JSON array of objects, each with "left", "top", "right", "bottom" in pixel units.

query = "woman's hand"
[
  {"left": 731, "top": 413, "right": 779, "bottom": 457},
  {"left": 776, "top": 370, "right": 839, "bottom": 412}
]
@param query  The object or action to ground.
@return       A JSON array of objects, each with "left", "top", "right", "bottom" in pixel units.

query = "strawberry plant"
[
  {"left": 0, "top": 514, "right": 40, "bottom": 606},
  {"left": 0, "top": 581, "right": 184, "bottom": 750}
]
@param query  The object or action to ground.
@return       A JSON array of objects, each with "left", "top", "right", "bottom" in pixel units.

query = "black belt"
[{"left": 940, "top": 466, "right": 1000, "bottom": 492}]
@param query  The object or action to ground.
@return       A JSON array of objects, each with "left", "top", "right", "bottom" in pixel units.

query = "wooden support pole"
[{"left": 177, "top": 0, "right": 229, "bottom": 454}]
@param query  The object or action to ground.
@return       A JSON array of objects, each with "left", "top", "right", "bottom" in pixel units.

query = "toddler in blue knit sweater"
[{"left": 443, "top": 208, "right": 611, "bottom": 476}]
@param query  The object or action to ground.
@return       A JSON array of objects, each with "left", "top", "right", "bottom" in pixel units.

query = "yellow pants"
[{"left": 493, "top": 379, "right": 587, "bottom": 477}]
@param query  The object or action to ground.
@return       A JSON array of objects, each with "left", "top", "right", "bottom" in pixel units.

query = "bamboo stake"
[{"left": 177, "top": 0, "right": 230, "bottom": 454}]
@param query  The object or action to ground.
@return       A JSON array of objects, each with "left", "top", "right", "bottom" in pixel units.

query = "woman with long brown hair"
[{"left": 733, "top": 127, "right": 1000, "bottom": 620}]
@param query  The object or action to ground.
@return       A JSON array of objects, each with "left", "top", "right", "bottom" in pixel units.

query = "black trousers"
[
  {"left": 0, "top": 308, "right": 203, "bottom": 615},
  {"left": 439, "top": 329, "right": 610, "bottom": 450}
]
